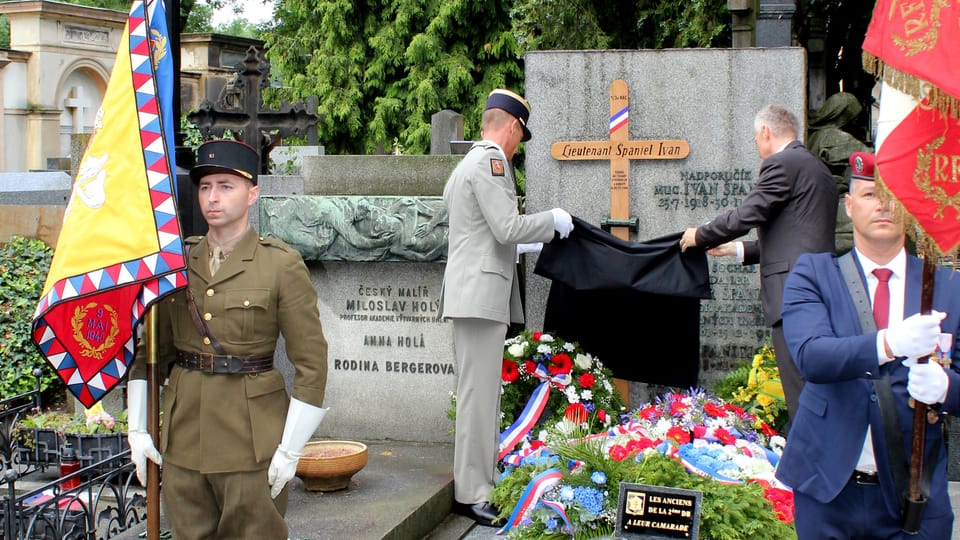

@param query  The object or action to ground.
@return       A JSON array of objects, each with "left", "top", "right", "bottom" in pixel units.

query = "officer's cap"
[
  {"left": 849, "top": 151, "right": 875, "bottom": 182},
  {"left": 486, "top": 89, "right": 532, "bottom": 142},
  {"left": 190, "top": 139, "right": 260, "bottom": 185}
]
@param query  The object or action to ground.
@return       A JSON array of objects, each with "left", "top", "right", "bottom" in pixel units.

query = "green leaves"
[{"left": 0, "top": 236, "right": 60, "bottom": 398}]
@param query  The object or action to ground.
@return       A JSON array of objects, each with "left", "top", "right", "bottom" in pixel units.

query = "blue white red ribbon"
[
  {"left": 610, "top": 106, "right": 629, "bottom": 134},
  {"left": 498, "top": 364, "right": 571, "bottom": 461},
  {"left": 541, "top": 498, "right": 575, "bottom": 537},
  {"left": 496, "top": 468, "right": 564, "bottom": 535}
]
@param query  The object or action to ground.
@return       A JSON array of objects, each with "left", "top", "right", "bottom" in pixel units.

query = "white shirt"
[{"left": 854, "top": 246, "right": 907, "bottom": 473}]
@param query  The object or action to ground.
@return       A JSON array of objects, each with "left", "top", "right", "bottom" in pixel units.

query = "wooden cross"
[{"left": 550, "top": 80, "right": 689, "bottom": 240}]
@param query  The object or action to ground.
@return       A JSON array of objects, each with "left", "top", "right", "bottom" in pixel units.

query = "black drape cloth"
[{"left": 535, "top": 217, "right": 711, "bottom": 386}]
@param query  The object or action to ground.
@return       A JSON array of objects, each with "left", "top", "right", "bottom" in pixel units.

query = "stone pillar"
[
  {"left": 728, "top": 0, "right": 756, "bottom": 48},
  {"left": 26, "top": 108, "right": 62, "bottom": 171},
  {"left": 429, "top": 109, "right": 464, "bottom": 155},
  {"left": 756, "top": 0, "right": 796, "bottom": 47}
]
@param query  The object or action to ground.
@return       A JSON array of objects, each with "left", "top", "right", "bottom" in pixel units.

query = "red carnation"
[
  {"left": 610, "top": 444, "right": 630, "bottom": 462},
  {"left": 578, "top": 372, "right": 595, "bottom": 388},
  {"left": 703, "top": 401, "right": 726, "bottom": 418},
  {"left": 533, "top": 331, "right": 544, "bottom": 341},
  {"left": 565, "top": 403, "right": 588, "bottom": 423},
  {"left": 523, "top": 360, "right": 537, "bottom": 375},
  {"left": 713, "top": 427, "right": 735, "bottom": 445},
  {"left": 666, "top": 426, "right": 690, "bottom": 445},
  {"left": 692, "top": 425, "right": 707, "bottom": 439},
  {"left": 597, "top": 409, "right": 608, "bottom": 423},
  {"left": 501, "top": 359, "right": 519, "bottom": 383},
  {"left": 760, "top": 422, "right": 778, "bottom": 437},
  {"left": 669, "top": 400, "right": 690, "bottom": 416},
  {"left": 529, "top": 440, "right": 545, "bottom": 451},
  {"left": 549, "top": 353, "right": 573, "bottom": 376},
  {"left": 724, "top": 403, "right": 746, "bottom": 416},
  {"left": 639, "top": 405, "right": 660, "bottom": 421}
]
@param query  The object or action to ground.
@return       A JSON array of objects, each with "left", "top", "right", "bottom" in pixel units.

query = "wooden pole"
[
  {"left": 145, "top": 307, "right": 161, "bottom": 540},
  {"left": 908, "top": 258, "right": 937, "bottom": 501}
]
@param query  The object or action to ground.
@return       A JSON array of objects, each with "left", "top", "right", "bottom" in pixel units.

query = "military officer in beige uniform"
[
  {"left": 440, "top": 89, "right": 574, "bottom": 526},
  {"left": 127, "top": 139, "right": 328, "bottom": 539}
]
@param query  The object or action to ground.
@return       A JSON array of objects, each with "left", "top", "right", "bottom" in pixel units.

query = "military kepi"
[
  {"left": 849, "top": 151, "right": 875, "bottom": 182},
  {"left": 190, "top": 139, "right": 260, "bottom": 185},
  {"left": 485, "top": 89, "right": 532, "bottom": 142}
]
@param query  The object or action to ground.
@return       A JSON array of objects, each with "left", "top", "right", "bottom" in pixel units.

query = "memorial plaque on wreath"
[{"left": 615, "top": 483, "right": 702, "bottom": 539}]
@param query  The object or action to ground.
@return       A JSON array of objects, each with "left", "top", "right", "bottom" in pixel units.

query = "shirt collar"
[{"left": 855, "top": 246, "right": 906, "bottom": 280}]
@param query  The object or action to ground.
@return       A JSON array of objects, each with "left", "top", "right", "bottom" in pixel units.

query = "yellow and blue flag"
[{"left": 32, "top": 0, "right": 186, "bottom": 407}]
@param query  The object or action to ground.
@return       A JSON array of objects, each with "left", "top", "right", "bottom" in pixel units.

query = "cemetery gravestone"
[{"left": 523, "top": 48, "right": 808, "bottom": 395}]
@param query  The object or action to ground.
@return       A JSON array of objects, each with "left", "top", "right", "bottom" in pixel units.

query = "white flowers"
[
  {"left": 508, "top": 342, "right": 527, "bottom": 357},
  {"left": 537, "top": 344, "right": 552, "bottom": 354},
  {"left": 574, "top": 353, "right": 593, "bottom": 370},
  {"left": 565, "top": 386, "right": 580, "bottom": 403}
]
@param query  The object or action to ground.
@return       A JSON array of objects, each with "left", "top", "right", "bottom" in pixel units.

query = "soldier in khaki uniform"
[{"left": 127, "top": 139, "right": 328, "bottom": 539}]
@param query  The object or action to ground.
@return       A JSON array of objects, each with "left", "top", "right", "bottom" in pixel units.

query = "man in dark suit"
[
  {"left": 679, "top": 104, "right": 837, "bottom": 422},
  {"left": 777, "top": 151, "right": 959, "bottom": 538}
]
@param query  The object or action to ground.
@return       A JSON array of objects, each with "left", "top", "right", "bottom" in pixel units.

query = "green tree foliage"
[
  {"left": 262, "top": 0, "right": 524, "bottom": 155},
  {"left": 0, "top": 237, "right": 63, "bottom": 400}
]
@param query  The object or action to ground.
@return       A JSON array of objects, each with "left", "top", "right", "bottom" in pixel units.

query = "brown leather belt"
[{"left": 175, "top": 350, "right": 274, "bottom": 374}]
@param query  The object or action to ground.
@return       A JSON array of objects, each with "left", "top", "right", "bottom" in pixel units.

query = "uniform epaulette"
[{"left": 258, "top": 234, "right": 292, "bottom": 252}]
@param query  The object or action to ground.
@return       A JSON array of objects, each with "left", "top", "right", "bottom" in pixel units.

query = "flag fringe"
[
  {"left": 875, "top": 172, "right": 960, "bottom": 262},
  {"left": 863, "top": 52, "right": 960, "bottom": 119}
]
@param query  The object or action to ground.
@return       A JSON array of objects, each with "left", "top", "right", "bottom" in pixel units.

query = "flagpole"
[
  {"left": 907, "top": 260, "right": 936, "bottom": 502},
  {"left": 145, "top": 306, "right": 162, "bottom": 540}
]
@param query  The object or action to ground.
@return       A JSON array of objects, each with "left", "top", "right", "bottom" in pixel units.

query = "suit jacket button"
[
  {"left": 206, "top": 288, "right": 215, "bottom": 297},
  {"left": 870, "top": 394, "right": 877, "bottom": 402},
  {"left": 203, "top": 337, "right": 211, "bottom": 345},
  {"left": 243, "top": 300, "right": 250, "bottom": 307},
  {"left": 203, "top": 313, "right": 212, "bottom": 321}
]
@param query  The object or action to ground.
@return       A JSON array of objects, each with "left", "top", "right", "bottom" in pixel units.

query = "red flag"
[
  {"left": 877, "top": 98, "right": 960, "bottom": 254},
  {"left": 862, "top": 0, "right": 960, "bottom": 115},
  {"left": 31, "top": 0, "right": 186, "bottom": 407}
]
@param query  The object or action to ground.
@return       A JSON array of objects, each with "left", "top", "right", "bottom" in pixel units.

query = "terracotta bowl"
[{"left": 295, "top": 440, "right": 368, "bottom": 492}]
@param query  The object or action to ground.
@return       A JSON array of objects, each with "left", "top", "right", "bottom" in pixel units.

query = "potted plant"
[{"left": 16, "top": 405, "right": 129, "bottom": 473}]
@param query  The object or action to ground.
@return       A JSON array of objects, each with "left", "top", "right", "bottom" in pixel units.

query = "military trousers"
[{"left": 162, "top": 460, "right": 289, "bottom": 540}]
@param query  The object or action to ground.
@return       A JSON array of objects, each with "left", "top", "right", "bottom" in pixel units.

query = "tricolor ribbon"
[
  {"left": 541, "top": 498, "right": 575, "bottom": 537},
  {"left": 610, "top": 106, "right": 629, "bottom": 134},
  {"left": 498, "top": 364, "right": 571, "bottom": 461},
  {"left": 496, "top": 468, "right": 564, "bottom": 535}
]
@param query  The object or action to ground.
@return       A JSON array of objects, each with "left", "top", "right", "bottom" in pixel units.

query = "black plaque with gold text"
[{"left": 615, "top": 483, "right": 701, "bottom": 539}]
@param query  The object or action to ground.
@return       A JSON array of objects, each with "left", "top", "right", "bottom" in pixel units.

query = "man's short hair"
[
  {"left": 481, "top": 107, "right": 513, "bottom": 133},
  {"left": 754, "top": 105, "right": 799, "bottom": 139}
]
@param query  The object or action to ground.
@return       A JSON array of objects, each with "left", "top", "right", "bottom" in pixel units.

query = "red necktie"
[{"left": 873, "top": 268, "right": 893, "bottom": 330}]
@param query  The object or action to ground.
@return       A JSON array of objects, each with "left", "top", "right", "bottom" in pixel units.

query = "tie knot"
[{"left": 873, "top": 268, "right": 893, "bottom": 282}]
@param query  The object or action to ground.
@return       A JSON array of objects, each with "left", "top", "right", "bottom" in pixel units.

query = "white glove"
[
  {"left": 904, "top": 358, "right": 950, "bottom": 404},
  {"left": 516, "top": 242, "right": 543, "bottom": 262},
  {"left": 268, "top": 398, "right": 328, "bottom": 498},
  {"left": 885, "top": 311, "right": 946, "bottom": 359},
  {"left": 126, "top": 379, "right": 162, "bottom": 486},
  {"left": 550, "top": 208, "right": 573, "bottom": 239}
]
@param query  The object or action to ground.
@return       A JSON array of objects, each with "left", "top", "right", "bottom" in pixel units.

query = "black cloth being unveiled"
[{"left": 535, "top": 217, "right": 711, "bottom": 386}]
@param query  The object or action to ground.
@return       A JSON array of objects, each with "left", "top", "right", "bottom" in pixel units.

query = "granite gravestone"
[
  {"left": 522, "top": 48, "right": 807, "bottom": 393},
  {"left": 260, "top": 155, "right": 460, "bottom": 442}
]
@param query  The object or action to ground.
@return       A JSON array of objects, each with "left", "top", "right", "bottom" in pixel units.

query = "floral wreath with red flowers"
[{"left": 499, "top": 330, "right": 626, "bottom": 435}]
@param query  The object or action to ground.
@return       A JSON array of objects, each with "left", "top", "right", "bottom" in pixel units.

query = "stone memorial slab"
[
  {"left": 523, "top": 48, "right": 807, "bottom": 390},
  {"left": 271, "top": 154, "right": 459, "bottom": 442},
  {"left": 0, "top": 171, "right": 72, "bottom": 205}
]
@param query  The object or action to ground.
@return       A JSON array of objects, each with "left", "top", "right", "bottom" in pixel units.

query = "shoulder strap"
[{"left": 182, "top": 243, "right": 227, "bottom": 355}]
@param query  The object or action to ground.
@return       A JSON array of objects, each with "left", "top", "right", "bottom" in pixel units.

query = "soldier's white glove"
[
  {"left": 551, "top": 208, "right": 573, "bottom": 239},
  {"left": 516, "top": 242, "right": 543, "bottom": 262},
  {"left": 904, "top": 358, "right": 950, "bottom": 404},
  {"left": 885, "top": 311, "right": 945, "bottom": 359},
  {"left": 126, "top": 379, "right": 162, "bottom": 486},
  {"left": 268, "top": 398, "right": 328, "bottom": 498}
]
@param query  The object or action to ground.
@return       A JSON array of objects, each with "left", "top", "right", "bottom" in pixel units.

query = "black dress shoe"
[{"left": 453, "top": 501, "right": 501, "bottom": 527}]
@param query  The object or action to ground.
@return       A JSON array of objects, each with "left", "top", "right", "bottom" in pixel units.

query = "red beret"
[{"left": 849, "top": 151, "right": 875, "bottom": 181}]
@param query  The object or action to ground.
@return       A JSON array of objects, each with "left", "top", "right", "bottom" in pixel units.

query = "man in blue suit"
[{"left": 777, "top": 151, "right": 960, "bottom": 538}]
